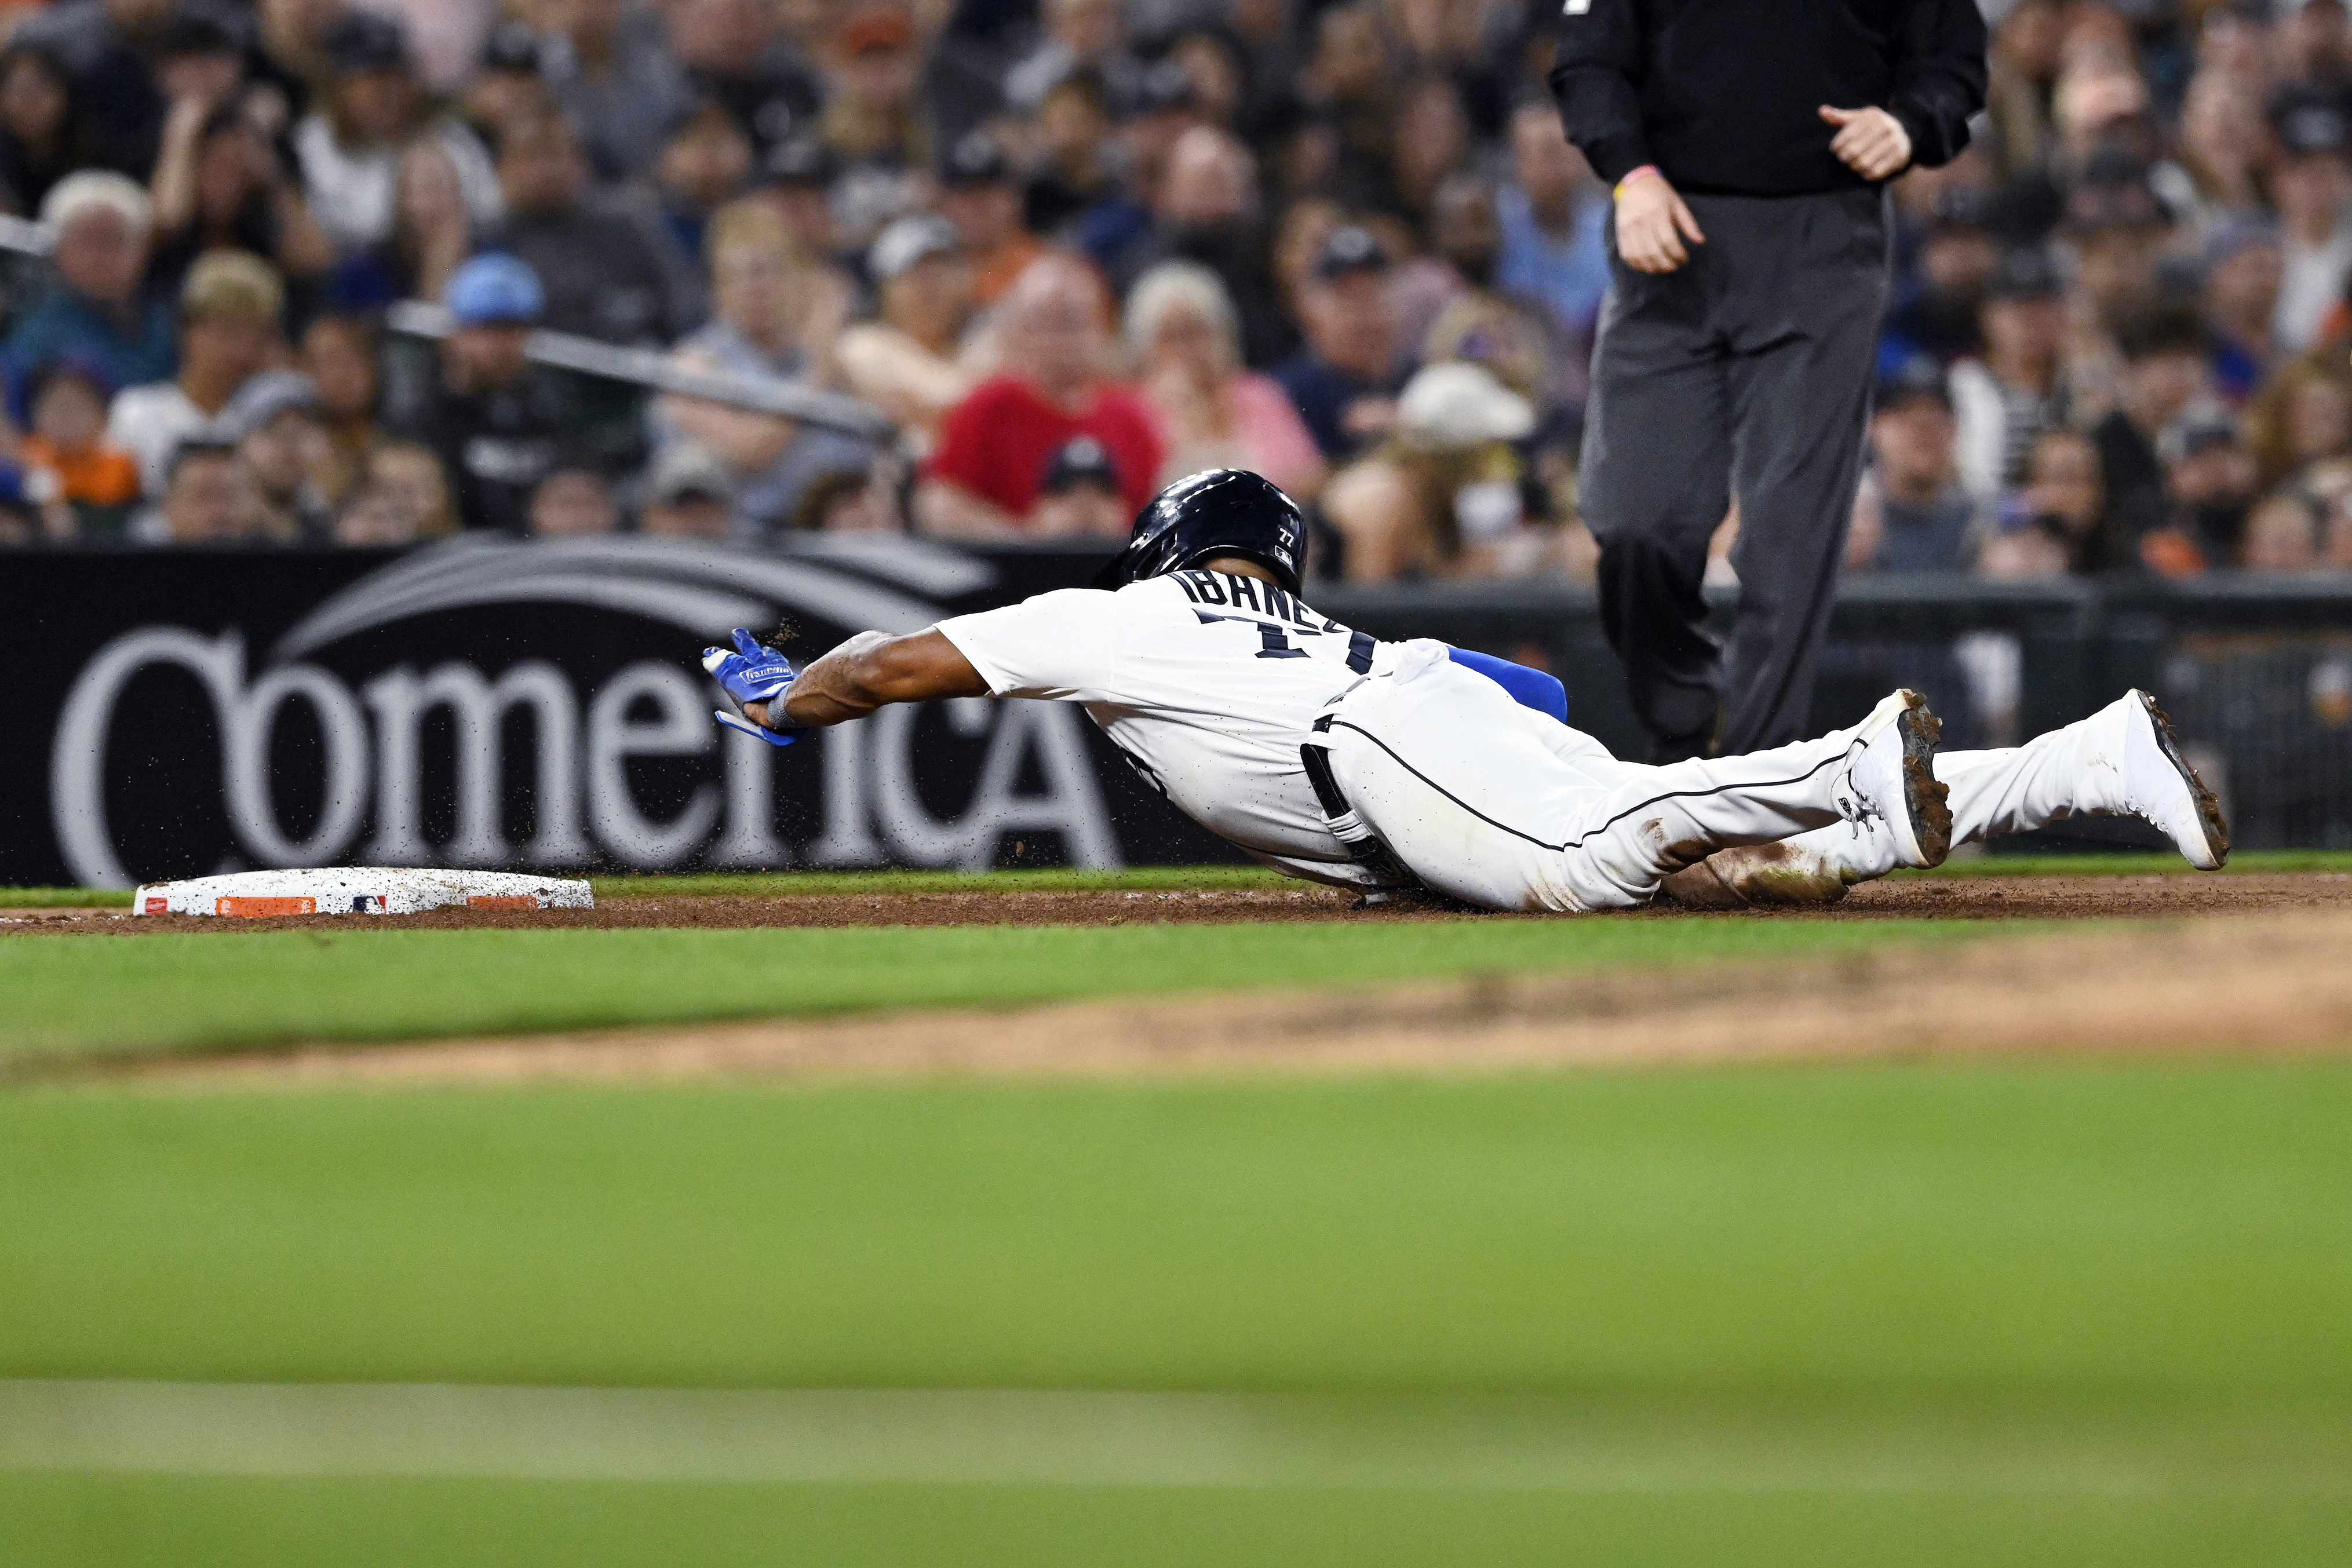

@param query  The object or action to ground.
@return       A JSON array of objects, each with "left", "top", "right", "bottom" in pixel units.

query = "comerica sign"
[{"left": 8, "top": 538, "right": 1221, "bottom": 889}]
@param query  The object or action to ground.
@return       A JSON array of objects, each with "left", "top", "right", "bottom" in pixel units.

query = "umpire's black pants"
[{"left": 1580, "top": 187, "right": 1890, "bottom": 759}]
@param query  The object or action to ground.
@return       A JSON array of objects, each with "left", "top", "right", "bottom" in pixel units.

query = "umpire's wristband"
[{"left": 1613, "top": 165, "right": 1662, "bottom": 201}]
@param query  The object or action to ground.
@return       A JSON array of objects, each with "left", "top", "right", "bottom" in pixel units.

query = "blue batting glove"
[
  {"left": 714, "top": 709, "right": 795, "bottom": 747},
  {"left": 702, "top": 628, "right": 797, "bottom": 705},
  {"left": 702, "top": 629, "right": 798, "bottom": 746}
]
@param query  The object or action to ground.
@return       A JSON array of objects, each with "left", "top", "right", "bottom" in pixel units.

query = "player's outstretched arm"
[
  {"left": 720, "top": 628, "right": 987, "bottom": 737},
  {"left": 760, "top": 629, "right": 987, "bottom": 727}
]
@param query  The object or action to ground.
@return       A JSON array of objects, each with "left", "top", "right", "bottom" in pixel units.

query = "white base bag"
[{"left": 133, "top": 868, "right": 595, "bottom": 917}]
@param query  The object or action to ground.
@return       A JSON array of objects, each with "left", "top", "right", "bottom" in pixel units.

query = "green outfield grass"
[
  {"left": 5, "top": 848, "right": 2349, "bottom": 908},
  {"left": 3, "top": 1063, "right": 2349, "bottom": 1565},
  {"left": 1, "top": 917, "right": 2026, "bottom": 1067}
]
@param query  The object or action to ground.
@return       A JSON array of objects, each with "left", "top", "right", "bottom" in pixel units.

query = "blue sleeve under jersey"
[{"left": 1447, "top": 647, "right": 1568, "bottom": 724}]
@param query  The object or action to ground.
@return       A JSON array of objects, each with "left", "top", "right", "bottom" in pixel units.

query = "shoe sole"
[
  {"left": 2135, "top": 691, "right": 2230, "bottom": 869},
  {"left": 1894, "top": 697, "right": 1953, "bottom": 869}
]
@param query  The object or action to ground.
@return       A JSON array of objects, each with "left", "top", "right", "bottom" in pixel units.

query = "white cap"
[{"left": 1396, "top": 361, "right": 1535, "bottom": 447}]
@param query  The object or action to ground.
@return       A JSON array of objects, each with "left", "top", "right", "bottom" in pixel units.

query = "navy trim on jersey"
[{"left": 1322, "top": 720, "right": 1844, "bottom": 852}]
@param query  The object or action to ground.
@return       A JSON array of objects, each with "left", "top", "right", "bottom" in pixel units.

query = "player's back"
[{"left": 936, "top": 571, "right": 1425, "bottom": 876}]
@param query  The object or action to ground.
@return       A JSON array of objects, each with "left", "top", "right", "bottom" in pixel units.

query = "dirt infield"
[
  {"left": 9, "top": 871, "right": 2352, "bottom": 935},
  {"left": 154, "top": 907, "right": 2352, "bottom": 1088}
]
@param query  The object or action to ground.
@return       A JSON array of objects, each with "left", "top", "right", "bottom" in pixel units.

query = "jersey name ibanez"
[{"left": 935, "top": 571, "right": 1419, "bottom": 878}]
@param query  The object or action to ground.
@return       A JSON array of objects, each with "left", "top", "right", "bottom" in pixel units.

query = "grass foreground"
[
  {"left": 0, "top": 916, "right": 2029, "bottom": 1067},
  {"left": 4, "top": 1062, "right": 2350, "bottom": 1566}
]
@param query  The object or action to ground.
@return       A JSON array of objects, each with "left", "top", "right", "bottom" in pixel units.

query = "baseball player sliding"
[{"left": 702, "top": 470, "right": 2226, "bottom": 913}]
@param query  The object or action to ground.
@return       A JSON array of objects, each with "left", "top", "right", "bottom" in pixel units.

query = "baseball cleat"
[
  {"left": 2103, "top": 690, "right": 2230, "bottom": 870},
  {"left": 1835, "top": 689, "right": 1951, "bottom": 870}
]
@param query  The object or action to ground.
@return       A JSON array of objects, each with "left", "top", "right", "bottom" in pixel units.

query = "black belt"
[{"left": 1300, "top": 712, "right": 1417, "bottom": 889}]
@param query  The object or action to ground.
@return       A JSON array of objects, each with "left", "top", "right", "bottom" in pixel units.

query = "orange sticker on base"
[
  {"left": 216, "top": 896, "right": 316, "bottom": 918},
  {"left": 466, "top": 895, "right": 538, "bottom": 910}
]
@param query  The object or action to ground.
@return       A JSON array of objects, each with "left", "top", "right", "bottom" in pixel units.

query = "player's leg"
[
  {"left": 1318, "top": 662, "right": 1946, "bottom": 913},
  {"left": 1665, "top": 690, "right": 2229, "bottom": 907}
]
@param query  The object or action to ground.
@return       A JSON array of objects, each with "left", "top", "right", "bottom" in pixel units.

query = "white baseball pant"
[{"left": 1311, "top": 654, "right": 1869, "bottom": 913}]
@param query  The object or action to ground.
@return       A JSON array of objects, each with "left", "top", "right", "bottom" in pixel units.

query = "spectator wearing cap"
[
  {"left": 1, "top": 172, "right": 174, "bottom": 392},
  {"left": 1270, "top": 224, "right": 1399, "bottom": 462},
  {"left": 1554, "top": 0, "right": 1985, "bottom": 760},
  {"left": 937, "top": 130, "right": 1044, "bottom": 307},
  {"left": 0, "top": 43, "right": 83, "bottom": 219},
  {"left": 1108, "top": 125, "right": 1287, "bottom": 369},
  {"left": 668, "top": 0, "right": 823, "bottom": 160},
  {"left": 483, "top": 110, "right": 696, "bottom": 347},
  {"left": 108, "top": 247, "right": 284, "bottom": 497},
  {"left": 19, "top": 355, "right": 140, "bottom": 538},
  {"left": 1005, "top": 0, "right": 1142, "bottom": 118},
  {"left": 1848, "top": 358, "right": 1974, "bottom": 574},
  {"left": 2142, "top": 416, "right": 2261, "bottom": 575},
  {"left": 1029, "top": 434, "right": 1130, "bottom": 538},
  {"left": 2203, "top": 217, "right": 2285, "bottom": 404},
  {"left": 2058, "top": 150, "right": 2172, "bottom": 333},
  {"left": 1497, "top": 100, "right": 1611, "bottom": 344},
  {"left": 640, "top": 442, "right": 740, "bottom": 539},
  {"left": 2093, "top": 304, "right": 2216, "bottom": 555},
  {"left": 12, "top": 0, "right": 168, "bottom": 180},
  {"left": 148, "top": 95, "right": 334, "bottom": 311},
  {"left": 1950, "top": 250, "right": 2074, "bottom": 507},
  {"left": 834, "top": 212, "right": 980, "bottom": 444},
  {"left": 1321, "top": 361, "right": 1549, "bottom": 582},
  {"left": 2269, "top": 89, "right": 2352, "bottom": 352},
  {"left": 1881, "top": 186, "right": 2003, "bottom": 368},
  {"left": 918, "top": 251, "right": 1161, "bottom": 534},
  {"left": 1126, "top": 260, "right": 1324, "bottom": 500},
  {"left": 385, "top": 252, "right": 572, "bottom": 533},
  {"left": 132, "top": 436, "right": 253, "bottom": 544},
  {"left": 148, "top": 8, "right": 250, "bottom": 134},
  {"left": 751, "top": 133, "right": 844, "bottom": 261},
  {"left": 816, "top": 5, "right": 929, "bottom": 183},
  {"left": 538, "top": 0, "right": 693, "bottom": 183},
  {"left": 458, "top": 21, "right": 553, "bottom": 151},
  {"left": 655, "top": 99, "right": 754, "bottom": 266},
  {"left": 1020, "top": 68, "right": 1119, "bottom": 238},
  {"left": 1073, "top": 59, "right": 1201, "bottom": 271},
  {"left": 659, "top": 200, "right": 876, "bottom": 534},
  {"left": 294, "top": 10, "right": 501, "bottom": 254},
  {"left": 220, "top": 367, "right": 330, "bottom": 541}
]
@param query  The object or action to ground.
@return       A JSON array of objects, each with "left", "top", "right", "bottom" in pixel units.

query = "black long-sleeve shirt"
[{"left": 1549, "top": 0, "right": 1986, "bottom": 198}]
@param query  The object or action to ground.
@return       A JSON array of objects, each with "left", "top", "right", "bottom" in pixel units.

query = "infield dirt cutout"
[{"left": 143, "top": 886, "right": 2352, "bottom": 1088}]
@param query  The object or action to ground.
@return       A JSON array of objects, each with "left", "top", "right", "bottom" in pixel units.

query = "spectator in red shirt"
[{"left": 916, "top": 251, "right": 1161, "bottom": 537}]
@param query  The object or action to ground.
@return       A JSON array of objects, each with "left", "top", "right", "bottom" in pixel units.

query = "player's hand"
[
  {"left": 702, "top": 628, "right": 797, "bottom": 746},
  {"left": 1820, "top": 105, "right": 1913, "bottom": 181},
  {"left": 1614, "top": 172, "right": 1705, "bottom": 274}
]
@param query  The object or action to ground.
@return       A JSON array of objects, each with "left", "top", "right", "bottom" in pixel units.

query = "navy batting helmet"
[{"left": 1092, "top": 469, "right": 1307, "bottom": 594}]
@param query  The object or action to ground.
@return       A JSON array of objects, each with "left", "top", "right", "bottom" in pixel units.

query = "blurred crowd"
[{"left": 1, "top": 0, "right": 2350, "bottom": 582}]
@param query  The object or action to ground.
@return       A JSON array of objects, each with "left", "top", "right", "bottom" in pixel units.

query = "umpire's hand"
[
  {"left": 1615, "top": 170, "right": 1706, "bottom": 275},
  {"left": 1819, "top": 105, "right": 1914, "bottom": 181}
]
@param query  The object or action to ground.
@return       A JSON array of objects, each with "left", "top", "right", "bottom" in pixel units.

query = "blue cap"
[{"left": 445, "top": 253, "right": 544, "bottom": 326}]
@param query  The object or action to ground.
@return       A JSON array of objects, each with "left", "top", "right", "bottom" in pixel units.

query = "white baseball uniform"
[{"left": 935, "top": 570, "right": 1895, "bottom": 911}]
